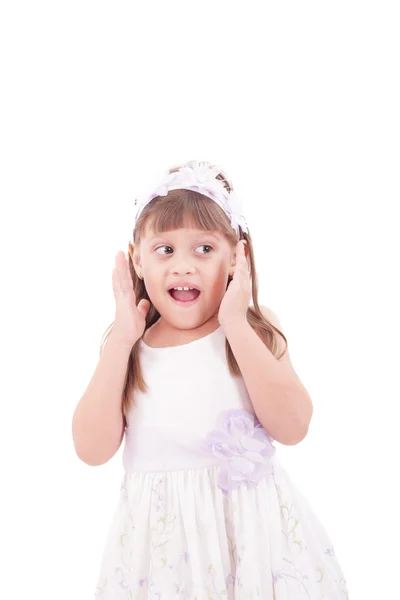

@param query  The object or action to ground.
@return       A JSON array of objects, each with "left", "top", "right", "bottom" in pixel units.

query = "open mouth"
[{"left": 168, "top": 287, "right": 201, "bottom": 305}]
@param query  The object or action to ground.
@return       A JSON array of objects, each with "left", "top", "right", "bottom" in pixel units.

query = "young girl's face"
[{"left": 132, "top": 224, "right": 237, "bottom": 328}]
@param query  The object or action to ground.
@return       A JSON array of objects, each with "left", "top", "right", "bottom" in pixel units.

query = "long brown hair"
[{"left": 100, "top": 161, "right": 288, "bottom": 423}]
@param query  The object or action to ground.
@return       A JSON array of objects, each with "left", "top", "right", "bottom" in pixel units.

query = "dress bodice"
[{"left": 122, "top": 325, "right": 254, "bottom": 472}]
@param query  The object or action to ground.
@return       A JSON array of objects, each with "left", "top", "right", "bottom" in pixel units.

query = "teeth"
[{"left": 172, "top": 286, "right": 194, "bottom": 291}]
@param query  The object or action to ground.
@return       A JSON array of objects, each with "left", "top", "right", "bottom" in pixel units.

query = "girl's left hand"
[{"left": 218, "top": 240, "right": 251, "bottom": 327}]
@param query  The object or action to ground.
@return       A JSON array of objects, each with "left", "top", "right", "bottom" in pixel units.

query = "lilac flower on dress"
[{"left": 202, "top": 409, "right": 276, "bottom": 492}]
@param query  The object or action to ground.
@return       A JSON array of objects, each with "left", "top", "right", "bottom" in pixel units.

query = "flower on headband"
[
  {"left": 151, "top": 169, "right": 185, "bottom": 198},
  {"left": 144, "top": 162, "right": 223, "bottom": 207},
  {"left": 179, "top": 161, "right": 222, "bottom": 186},
  {"left": 150, "top": 183, "right": 169, "bottom": 198},
  {"left": 154, "top": 161, "right": 225, "bottom": 201},
  {"left": 225, "top": 190, "right": 248, "bottom": 234}
]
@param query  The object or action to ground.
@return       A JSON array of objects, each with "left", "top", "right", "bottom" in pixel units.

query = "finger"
[
  {"left": 231, "top": 242, "right": 248, "bottom": 278},
  {"left": 121, "top": 257, "right": 134, "bottom": 293},
  {"left": 232, "top": 265, "right": 247, "bottom": 281},
  {"left": 112, "top": 268, "right": 121, "bottom": 298},
  {"left": 124, "top": 251, "right": 135, "bottom": 282},
  {"left": 235, "top": 262, "right": 250, "bottom": 280},
  {"left": 237, "top": 240, "right": 246, "bottom": 259},
  {"left": 112, "top": 264, "right": 125, "bottom": 296},
  {"left": 240, "top": 241, "right": 250, "bottom": 271},
  {"left": 237, "top": 244, "right": 248, "bottom": 269},
  {"left": 235, "top": 241, "right": 244, "bottom": 259},
  {"left": 116, "top": 253, "right": 133, "bottom": 293}
]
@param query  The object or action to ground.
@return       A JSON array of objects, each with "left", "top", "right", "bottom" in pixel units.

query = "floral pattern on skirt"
[{"left": 94, "top": 458, "right": 349, "bottom": 599}]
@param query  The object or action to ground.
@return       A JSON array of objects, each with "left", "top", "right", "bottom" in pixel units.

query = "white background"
[{"left": 1, "top": 1, "right": 399, "bottom": 598}]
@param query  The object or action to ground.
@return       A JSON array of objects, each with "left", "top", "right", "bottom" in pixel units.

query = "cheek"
[
  {"left": 211, "top": 263, "right": 230, "bottom": 292},
  {"left": 142, "top": 268, "right": 163, "bottom": 296},
  {"left": 217, "top": 259, "right": 230, "bottom": 277}
]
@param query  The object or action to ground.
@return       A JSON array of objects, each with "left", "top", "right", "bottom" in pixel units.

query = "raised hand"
[
  {"left": 111, "top": 251, "right": 151, "bottom": 347},
  {"left": 218, "top": 240, "right": 251, "bottom": 328}
]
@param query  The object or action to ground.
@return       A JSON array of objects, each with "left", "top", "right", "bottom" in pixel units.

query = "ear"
[{"left": 128, "top": 242, "right": 142, "bottom": 278}]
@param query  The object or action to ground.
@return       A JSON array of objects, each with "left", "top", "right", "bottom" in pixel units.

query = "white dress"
[{"left": 94, "top": 325, "right": 349, "bottom": 599}]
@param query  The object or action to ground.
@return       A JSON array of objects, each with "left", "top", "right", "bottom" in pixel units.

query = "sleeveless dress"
[{"left": 94, "top": 325, "right": 349, "bottom": 599}]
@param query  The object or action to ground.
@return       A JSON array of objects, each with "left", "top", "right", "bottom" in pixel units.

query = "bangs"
[{"left": 137, "top": 189, "right": 237, "bottom": 241}]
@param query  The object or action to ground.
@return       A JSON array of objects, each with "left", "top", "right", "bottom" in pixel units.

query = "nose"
[
  {"left": 170, "top": 253, "right": 197, "bottom": 275},
  {"left": 171, "top": 264, "right": 196, "bottom": 275}
]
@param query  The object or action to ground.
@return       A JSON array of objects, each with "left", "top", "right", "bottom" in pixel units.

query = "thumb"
[{"left": 137, "top": 298, "right": 151, "bottom": 318}]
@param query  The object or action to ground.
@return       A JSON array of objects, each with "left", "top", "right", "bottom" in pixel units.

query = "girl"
[{"left": 72, "top": 160, "right": 349, "bottom": 599}]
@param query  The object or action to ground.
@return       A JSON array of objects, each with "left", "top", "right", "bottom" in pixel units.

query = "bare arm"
[
  {"left": 223, "top": 306, "right": 313, "bottom": 446},
  {"left": 72, "top": 332, "right": 133, "bottom": 466}
]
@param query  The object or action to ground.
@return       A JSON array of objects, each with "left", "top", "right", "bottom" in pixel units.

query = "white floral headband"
[{"left": 133, "top": 160, "right": 249, "bottom": 235}]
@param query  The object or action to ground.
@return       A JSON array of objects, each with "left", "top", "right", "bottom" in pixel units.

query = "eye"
[
  {"left": 155, "top": 245, "right": 213, "bottom": 255},
  {"left": 155, "top": 245, "right": 173, "bottom": 255},
  {"left": 196, "top": 244, "right": 213, "bottom": 254}
]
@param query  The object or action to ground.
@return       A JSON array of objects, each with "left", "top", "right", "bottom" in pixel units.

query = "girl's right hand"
[{"left": 111, "top": 251, "right": 151, "bottom": 347}]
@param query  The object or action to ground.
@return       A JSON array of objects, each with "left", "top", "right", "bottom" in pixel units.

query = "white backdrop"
[{"left": 1, "top": 1, "right": 399, "bottom": 598}]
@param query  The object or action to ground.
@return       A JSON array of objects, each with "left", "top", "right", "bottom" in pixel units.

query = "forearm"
[
  {"left": 223, "top": 319, "right": 312, "bottom": 445},
  {"left": 72, "top": 332, "right": 133, "bottom": 466}
]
